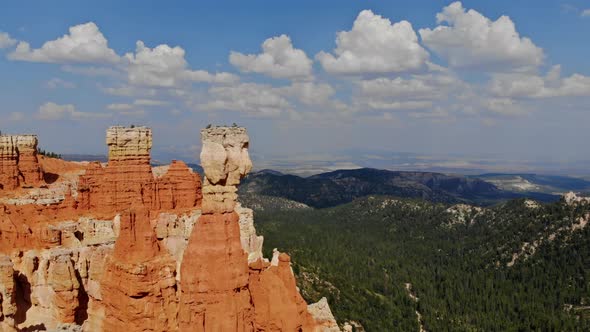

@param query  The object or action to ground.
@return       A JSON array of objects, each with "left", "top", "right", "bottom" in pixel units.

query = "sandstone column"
[
  {"left": 0, "top": 255, "right": 17, "bottom": 332},
  {"left": 0, "top": 136, "right": 20, "bottom": 190},
  {"left": 99, "top": 207, "right": 178, "bottom": 332},
  {"left": 78, "top": 126, "right": 202, "bottom": 214},
  {"left": 78, "top": 126, "right": 154, "bottom": 213},
  {"left": 105, "top": 126, "right": 154, "bottom": 211},
  {"left": 0, "top": 135, "right": 43, "bottom": 190},
  {"left": 15, "top": 135, "right": 43, "bottom": 186},
  {"left": 179, "top": 126, "right": 254, "bottom": 332}
]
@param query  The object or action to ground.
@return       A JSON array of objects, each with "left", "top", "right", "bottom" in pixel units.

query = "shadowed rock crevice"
[
  {"left": 19, "top": 323, "right": 46, "bottom": 332},
  {"left": 14, "top": 273, "right": 32, "bottom": 326},
  {"left": 43, "top": 173, "right": 59, "bottom": 184},
  {"left": 74, "top": 270, "right": 89, "bottom": 325}
]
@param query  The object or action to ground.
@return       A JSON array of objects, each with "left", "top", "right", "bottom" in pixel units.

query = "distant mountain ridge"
[{"left": 239, "top": 167, "right": 558, "bottom": 208}]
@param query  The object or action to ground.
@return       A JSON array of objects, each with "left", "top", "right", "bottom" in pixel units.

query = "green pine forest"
[{"left": 254, "top": 196, "right": 590, "bottom": 331}]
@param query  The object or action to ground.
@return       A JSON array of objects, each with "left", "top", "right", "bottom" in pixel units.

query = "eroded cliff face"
[
  {"left": 179, "top": 127, "right": 254, "bottom": 330},
  {"left": 78, "top": 127, "right": 202, "bottom": 215},
  {"left": 0, "top": 135, "right": 43, "bottom": 191},
  {"left": 100, "top": 208, "right": 178, "bottom": 332},
  {"left": 0, "top": 125, "right": 339, "bottom": 332},
  {"left": 0, "top": 255, "right": 17, "bottom": 332}
]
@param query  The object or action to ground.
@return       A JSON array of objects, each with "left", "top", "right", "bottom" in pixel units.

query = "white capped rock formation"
[{"left": 106, "top": 126, "right": 152, "bottom": 161}]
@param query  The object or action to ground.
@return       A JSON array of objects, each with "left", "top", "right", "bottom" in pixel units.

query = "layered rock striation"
[
  {"left": 99, "top": 208, "right": 178, "bottom": 331},
  {"left": 179, "top": 127, "right": 255, "bottom": 331},
  {"left": 0, "top": 135, "right": 43, "bottom": 190},
  {"left": 179, "top": 126, "right": 323, "bottom": 331},
  {"left": 78, "top": 127, "right": 201, "bottom": 214},
  {"left": 0, "top": 255, "right": 16, "bottom": 332},
  {"left": 0, "top": 125, "right": 339, "bottom": 331}
]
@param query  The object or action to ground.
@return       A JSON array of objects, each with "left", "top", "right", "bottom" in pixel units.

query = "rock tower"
[
  {"left": 78, "top": 126, "right": 202, "bottom": 214},
  {"left": 0, "top": 135, "right": 43, "bottom": 190},
  {"left": 0, "top": 125, "right": 339, "bottom": 332}
]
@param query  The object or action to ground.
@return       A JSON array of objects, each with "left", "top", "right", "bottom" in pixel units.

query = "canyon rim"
[{"left": 0, "top": 125, "right": 339, "bottom": 332}]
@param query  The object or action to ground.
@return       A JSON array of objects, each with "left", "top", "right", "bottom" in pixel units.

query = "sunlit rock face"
[
  {"left": 0, "top": 135, "right": 43, "bottom": 191},
  {"left": 179, "top": 127, "right": 255, "bottom": 331},
  {"left": 308, "top": 297, "right": 341, "bottom": 332},
  {"left": 179, "top": 126, "right": 328, "bottom": 332},
  {"left": 199, "top": 126, "right": 252, "bottom": 214},
  {"left": 0, "top": 125, "right": 339, "bottom": 332},
  {"left": 78, "top": 126, "right": 154, "bottom": 213},
  {"left": 78, "top": 126, "right": 202, "bottom": 215},
  {"left": 236, "top": 202, "right": 264, "bottom": 264},
  {"left": 99, "top": 208, "right": 179, "bottom": 332},
  {"left": 0, "top": 255, "right": 17, "bottom": 332}
]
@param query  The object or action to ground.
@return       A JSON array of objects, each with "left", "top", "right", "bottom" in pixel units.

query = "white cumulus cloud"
[
  {"left": 61, "top": 65, "right": 122, "bottom": 78},
  {"left": 230, "top": 35, "right": 313, "bottom": 80},
  {"left": 419, "top": 2, "right": 544, "bottom": 71},
  {"left": 358, "top": 74, "right": 459, "bottom": 100},
  {"left": 280, "top": 82, "right": 335, "bottom": 105},
  {"left": 354, "top": 73, "right": 465, "bottom": 114},
  {"left": 9, "top": 22, "right": 120, "bottom": 64},
  {"left": 124, "top": 41, "right": 238, "bottom": 87},
  {"left": 316, "top": 10, "right": 429, "bottom": 74},
  {"left": 582, "top": 9, "right": 590, "bottom": 17},
  {"left": 0, "top": 32, "right": 16, "bottom": 49},
  {"left": 200, "top": 83, "right": 290, "bottom": 117},
  {"left": 38, "top": 102, "right": 106, "bottom": 120},
  {"left": 490, "top": 65, "right": 590, "bottom": 98}
]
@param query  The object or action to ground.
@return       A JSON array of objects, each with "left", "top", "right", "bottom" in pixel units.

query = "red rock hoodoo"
[
  {"left": 0, "top": 125, "right": 339, "bottom": 332},
  {"left": 179, "top": 127, "right": 254, "bottom": 331},
  {"left": 100, "top": 207, "right": 178, "bottom": 331},
  {"left": 0, "top": 135, "right": 43, "bottom": 190},
  {"left": 78, "top": 126, "right": 201, "bottom": 215}
]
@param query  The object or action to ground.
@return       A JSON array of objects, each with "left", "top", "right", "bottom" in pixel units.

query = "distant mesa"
[{"left": 0, "top": 125, "right": 339, "bottom": 331}]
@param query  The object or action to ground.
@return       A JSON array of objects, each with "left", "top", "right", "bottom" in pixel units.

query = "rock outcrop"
[
  {"left": 99, "top": 208, "right": 178, "bottom": 332},
  {"left": 308, "top": 297, "right": 340, "bottom": 332},
  {"left": 248, "top": 252, "right": 317, "bottom": 331},
  {"left": 45, "top": 252, "right": 81, "bottom": 324},
  {"left": 0, "top": 125, "right": 339, "bottom": 331},
  {"left": 78, "top": 127, "right": 201, "bottom": 215},
  {"left": 14, "top": 135, "right": 44, "bottom": 187},
  {"left": 0, "top": 135, "right": 43, "bottom": 190},
  {"left": 154, "top": 210, "right": 200, "bottom": 266},
  {"left": 0, "top": 136, "right": 19, "bottom": 191},
  {"left": 564, "top": 191, "right": 590, "bottom": 205},
  {"left": 180, "top": 126, "right": 323, "bottom": 331},
  {"left": 236, "top": 202, "right": 264, "bottom": 264},
  {"left": 0, "top": 255, "right": 16, "bottom": 332},
  {"left": 157, "top": 160, "right": 202, "bottom": 210},
  {"left": 179, "top": 127, "right": 254, "bottom": 331},
  {"left": 78, "top": 126, "right": 154, "bottom": 214}
]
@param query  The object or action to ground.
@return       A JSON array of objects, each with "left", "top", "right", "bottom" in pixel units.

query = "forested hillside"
[{"left": 255, "top": 196, "right": 590, "bottom": 331}]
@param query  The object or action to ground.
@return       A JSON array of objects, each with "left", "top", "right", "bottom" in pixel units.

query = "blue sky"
[{"left": 1, "top": 1, "right": 590, "bottom": 169}]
